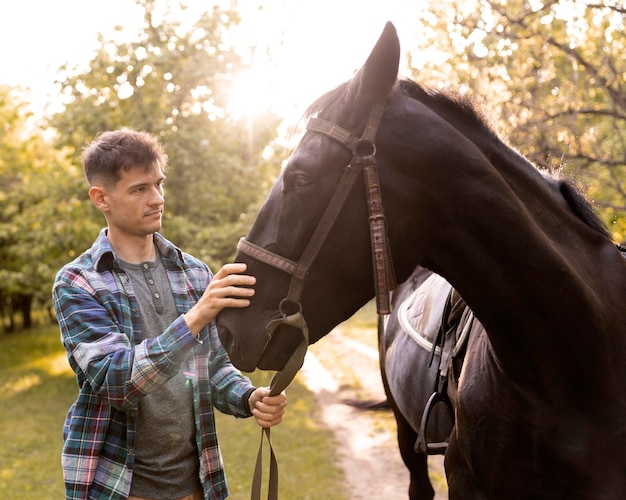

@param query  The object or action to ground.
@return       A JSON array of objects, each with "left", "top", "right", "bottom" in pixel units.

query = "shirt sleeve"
[
  {"left": 206, "top": 322, "right": 256, "bottom": 417},
  {"left": 53, "top": 267, "right": 199, "bottom": 410}
]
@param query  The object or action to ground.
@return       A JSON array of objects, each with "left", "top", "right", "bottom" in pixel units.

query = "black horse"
[
  {"left": 217, "top": 22, "right": 626, "bottom": 499},
  {"left": 377, "top": 164, "right": 621, "bottom": 499}
]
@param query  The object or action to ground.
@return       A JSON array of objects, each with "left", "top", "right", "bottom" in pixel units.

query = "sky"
[{"left": 0, "top": 0, "right": 426, "bottom": 120}]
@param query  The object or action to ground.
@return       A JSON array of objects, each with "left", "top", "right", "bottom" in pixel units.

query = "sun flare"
[{"left": 222, "top": 0, "right": 426, "bottom": 124}]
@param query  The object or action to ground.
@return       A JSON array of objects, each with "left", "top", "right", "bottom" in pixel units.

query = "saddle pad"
[{"left": 397, "top": 273, "right": 453, "bottom": 355}]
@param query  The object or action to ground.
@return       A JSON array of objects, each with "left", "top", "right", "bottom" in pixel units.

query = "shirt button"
[
  {"left": 148, "top": 279, "right": 154, "bottom": 285},
  {"left": 128, "top": 448, "right": 134, "bottom": 455},
  {"left": 154, "top": 293, "right": 160, "bottom": 299}
]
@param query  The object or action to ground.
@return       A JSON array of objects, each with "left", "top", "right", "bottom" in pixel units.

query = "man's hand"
[
  {"left": 184, "top": 263, "right": 255, "bottom": 336},
  {"left": 249, "top": 387, "right": 287, "bottom": 428}
]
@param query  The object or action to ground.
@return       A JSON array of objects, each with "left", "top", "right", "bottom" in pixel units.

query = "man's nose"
[{"left": 149, "top": 186, "right": 164, "bottom": 204}]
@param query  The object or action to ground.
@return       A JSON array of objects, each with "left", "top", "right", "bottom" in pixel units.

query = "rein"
[{"left": 239, "top": 101, "right": 396, "bottom": 499}]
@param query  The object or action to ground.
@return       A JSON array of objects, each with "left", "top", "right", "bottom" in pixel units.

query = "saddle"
[{"left": 397, "top": 273, "right": 473, "bottom": 454}]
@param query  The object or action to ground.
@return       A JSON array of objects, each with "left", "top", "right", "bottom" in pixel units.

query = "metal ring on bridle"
[
  {"left": 355, "top": 140, "right": 376, "bottom": 158},
  {"left": 278, "top": 298, "right": 302, "bottom": 317}
]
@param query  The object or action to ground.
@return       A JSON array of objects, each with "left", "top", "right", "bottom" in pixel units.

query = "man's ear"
[{"left": 89, "top": 186, "right": 109, "bottom": 212}]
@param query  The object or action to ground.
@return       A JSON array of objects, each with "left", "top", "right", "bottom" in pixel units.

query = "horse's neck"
[{"left": 394, "top": 102, "right": 624, "bottom": 383}]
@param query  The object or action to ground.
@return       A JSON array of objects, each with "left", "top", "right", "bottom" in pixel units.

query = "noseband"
[{"left": 238, "top": 101, "right": 397, "bottom": 332}]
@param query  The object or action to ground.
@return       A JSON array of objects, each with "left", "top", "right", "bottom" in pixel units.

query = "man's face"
[{"left": 97, "top": 163, "right": 166, "bottom": 239}]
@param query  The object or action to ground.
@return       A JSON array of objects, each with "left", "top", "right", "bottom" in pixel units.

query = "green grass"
[
  {"left": 216, "top": 371, "right": 347, "bottom": 499},
  {"left": 0, "top": 326, "right": 76, "bottom": 499},
  {"left": 0, "top": 326, "right": 347, "bottom": 500}
]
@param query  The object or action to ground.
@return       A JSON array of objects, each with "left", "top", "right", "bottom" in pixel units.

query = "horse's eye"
[{"left": 284, "top": 171, "right": 313, "bottom": 191}]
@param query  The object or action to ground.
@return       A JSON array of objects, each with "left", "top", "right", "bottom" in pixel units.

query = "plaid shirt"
[{"left": 53, "top": 229, "right": 255, "bottom": 500}]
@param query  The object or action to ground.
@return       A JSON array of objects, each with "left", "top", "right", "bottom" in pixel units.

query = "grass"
[
  {"left": 0, "top": 326, "right": 76, "bottom": 498},
  {"left": 0, "top": 325, "right": 347, "bottom": 500},
  {"left": 216, "top": 371, "right": 347, "bottom": 499}
]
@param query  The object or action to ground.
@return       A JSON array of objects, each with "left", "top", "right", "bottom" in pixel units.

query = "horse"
[
  {"left": 217, "top": 22, "right": 626, "bottom": 499},
  {"left": 373, "top": 163, "right": 622, "bottom": 498}
]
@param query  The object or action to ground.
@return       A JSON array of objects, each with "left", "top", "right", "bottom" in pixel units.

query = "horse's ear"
[{"left": 353, "top": 22, "right": 400, "bottom": 104}]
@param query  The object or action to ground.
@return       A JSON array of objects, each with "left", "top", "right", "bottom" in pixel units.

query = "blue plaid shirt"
[{"left": 53, "top": 229, "right": 255, "bottom": 499}]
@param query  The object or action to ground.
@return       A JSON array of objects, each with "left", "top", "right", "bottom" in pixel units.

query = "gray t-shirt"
[{"left": 121, "top": 255, "right": 202, "bottom": 498}]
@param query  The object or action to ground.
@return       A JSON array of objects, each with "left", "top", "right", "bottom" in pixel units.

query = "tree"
[
  {"left": 407, "top": 0, "right": 626, "bottom": 241},
  {"left": 0, "top": 86, "right": 97, "bottom": 331},
  {"left": 48, "top": 0, "right": 281, "bottom": 269}
]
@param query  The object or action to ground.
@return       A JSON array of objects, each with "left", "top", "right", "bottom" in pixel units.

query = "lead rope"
[{"left": 251, "top": 311, "right": 309, "bottom": 500}]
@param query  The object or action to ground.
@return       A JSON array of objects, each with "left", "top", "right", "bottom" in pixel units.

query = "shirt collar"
[{"left": 93, "top": 228, "right": 184, "bottom": 272}]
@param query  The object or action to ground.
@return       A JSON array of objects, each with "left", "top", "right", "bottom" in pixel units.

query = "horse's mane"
[
  {"left": 397, "top": 80, "right": 610, "bottom": 239},
  {"left": 301, "top": 78, "right": 610, "bottom": 239},
  {"left": 545, "top": 175, "right": 610, "bottom": 238},
  {"left": 397, "top": 79, "right": 496, "bottom": 137},
  {"left": 303, "top": 81, "right": 351, "bottom": 121}
]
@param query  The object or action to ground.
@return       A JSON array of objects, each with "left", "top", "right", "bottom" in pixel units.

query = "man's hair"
[{"left": 81, "top": 129, "right": 168, "bottom": 187}]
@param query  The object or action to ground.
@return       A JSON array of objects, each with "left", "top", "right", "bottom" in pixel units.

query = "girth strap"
[{"left": 416, "top": 288, "right": 471, "bottom": 455}]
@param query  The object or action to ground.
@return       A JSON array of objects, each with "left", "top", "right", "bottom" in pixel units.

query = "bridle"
[
  {"left": 239, "top": 101, "right": 397, "bottom": 499},
  {"left": 238, "top": 101, "right": 396, "bottom": 326}
]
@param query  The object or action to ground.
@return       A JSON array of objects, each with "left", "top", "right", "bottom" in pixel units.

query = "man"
[{"left": 53, "top": 129, "right": 286, "bottom": 500}]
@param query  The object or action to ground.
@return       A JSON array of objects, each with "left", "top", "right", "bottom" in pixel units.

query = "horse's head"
[
  {"left": 217, "top": 20, "right": 617, "bottom": 374},
  {"left": 217, "top": 22, "right": 405, "bottom": 371}
]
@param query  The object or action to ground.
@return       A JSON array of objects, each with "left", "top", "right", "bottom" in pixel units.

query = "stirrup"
[{"left": 415, "top": 391, "right": 453, "bottom": 455}]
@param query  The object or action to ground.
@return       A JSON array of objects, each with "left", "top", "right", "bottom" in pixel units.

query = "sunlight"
[
  {"left": 0, "top": 352, "right": 72, "bottom": 399},
  {"left": 226, "top": 66, "right": 274, "bottom": 120},
  {"left": 2, "top": 0, "right": 430, "bottom": 123},
  {"left": 222, "top": 0, "right": 429, "bottom": 124},
  {"left": 0, "top": 374, "right": 41, "bottom": 399}
]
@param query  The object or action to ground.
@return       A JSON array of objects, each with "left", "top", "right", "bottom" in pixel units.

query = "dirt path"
[{"left": 299, "top": 328, "right": 447, "bottom": 499}]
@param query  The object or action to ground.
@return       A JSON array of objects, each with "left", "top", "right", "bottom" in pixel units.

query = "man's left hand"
[{"left": 248, "top": 387, "right": 287, "bottom": 428}]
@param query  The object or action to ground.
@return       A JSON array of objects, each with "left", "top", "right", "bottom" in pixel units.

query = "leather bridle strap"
[
  {"left": 237, "top": 159, "right": 361, "bottom": 310},
  {"left": 307, "top": 103, "right": 396, "bottom": 314},
  {"left": 241, "top": 102, "right": 395, "bottom": 499},
  {"left": 238, "top": 101, "right": 395, "bottom": 314}
]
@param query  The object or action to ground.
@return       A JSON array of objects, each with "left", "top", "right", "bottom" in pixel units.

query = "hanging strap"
[{"left": 251, "top": 311, "right": 309, "bottom": 500}]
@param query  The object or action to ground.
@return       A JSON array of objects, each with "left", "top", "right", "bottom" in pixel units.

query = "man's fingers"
[{"left": 213, "top": 262, "right": 248, "bottom": 278}]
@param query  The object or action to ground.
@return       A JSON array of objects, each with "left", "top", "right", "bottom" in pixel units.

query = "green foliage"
[
  {"left": 408, "top": 0, "right": 626, "bottom": 241},
  {"left": 0, "top": 86, "right": 100, "bottom": 328},
  {"left": 48, "top": 0, "right": 281, "bottom": 265},
  {"left": 4, "top": 0, "right": 625, "bottom": 330},
  {"left": 1, "top": 0, "right": 283, "bottom": 330}
]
